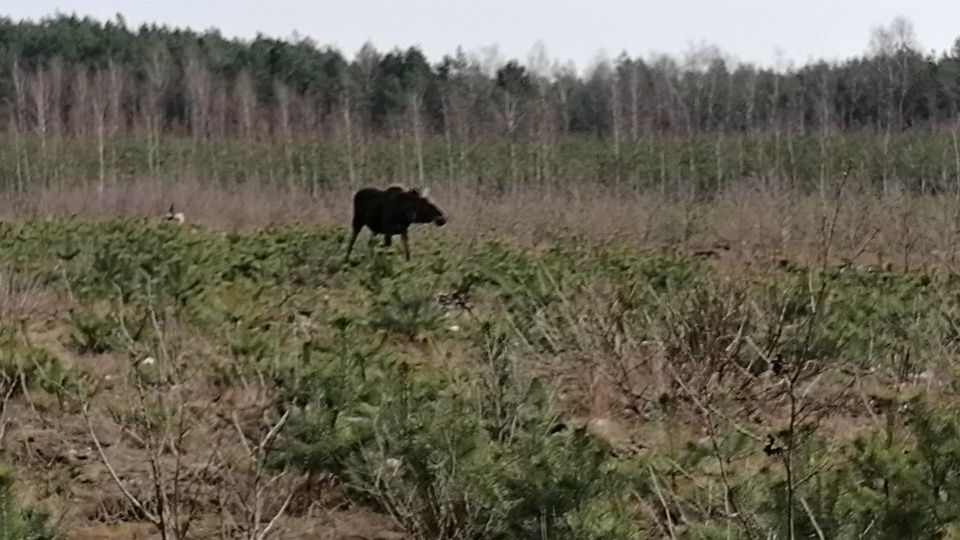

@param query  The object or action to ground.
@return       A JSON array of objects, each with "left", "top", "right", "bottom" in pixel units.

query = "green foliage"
[
  {"left": 267, "top": 321, "right": 401, "bottom": 476},
  {"left": 564, "top": 496, "right": 647, "bottom": 540},
  {"left": 0, "top": 467, "right": 57, "bottom": 540},
  {"left": 68, "top": 306, "right": 119, "bottom": 355},
  {"left": 268, "top": 314, "right": 623, "bottom": 540},
  {"left": 0, "top": 333, "right": 85, "bottom": 404},
  {"left": 470, "top": 322, "right": 552, "bottom": 443},
  {"left": 751, "top": 267, "right": 960, "bottom": 368},
  {"left": 368, "top": 283, "right": 445, "bottom": 341},
  {"left": 834, "top": 397, "right": 960, "bottom": 539},
  {"left": 643, "top": 397, "right": 960, "bottom": 540},
  {"left": 5, "top": 217, "right": 960, "bottom": 537},
  {"left": 336, "top": 366, "right": 618, "bottom": 540}
]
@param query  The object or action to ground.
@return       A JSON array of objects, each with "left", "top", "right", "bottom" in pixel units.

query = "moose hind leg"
[{"left": 383, "top": 235, "right": 392, "bottom": 247}]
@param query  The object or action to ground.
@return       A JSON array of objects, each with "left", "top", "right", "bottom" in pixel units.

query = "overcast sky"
[{"left": 5, "top": 1, "right": 960, "bottom": 73}]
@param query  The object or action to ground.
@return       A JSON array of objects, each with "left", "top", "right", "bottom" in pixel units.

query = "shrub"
[
  {"left": 270, "top": 322, "right": 623, "bottom": 539},
  {"left": 0, "top": 466, "right": 57, "bottom": 540}
]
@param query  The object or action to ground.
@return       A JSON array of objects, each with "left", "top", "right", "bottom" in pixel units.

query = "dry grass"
[
  {"left": 0, "top": 268, "right": 59, "bottom": 328},
  {"left": 1, "top": 176, "right": 957, "bottom": 272}
]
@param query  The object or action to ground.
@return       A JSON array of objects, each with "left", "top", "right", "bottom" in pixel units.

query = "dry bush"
[{"left": 0, "top": 268, "right": 54, "bottom": 327}]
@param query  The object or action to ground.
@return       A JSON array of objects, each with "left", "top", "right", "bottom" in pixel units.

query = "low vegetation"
[{"left": 0, "top": 214, "right": 952, "bottom": 539}]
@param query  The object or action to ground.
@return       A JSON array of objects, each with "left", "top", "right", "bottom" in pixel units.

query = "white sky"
[{"left": 5, "top": 1, "right": 960, "bottom": 73}]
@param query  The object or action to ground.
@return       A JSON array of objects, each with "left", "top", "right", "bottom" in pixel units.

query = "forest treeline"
[
  {"left": 3, "top": 13, "right": 959, "bottom": 139},
  {"left": 1, "top": 13, "right": 960, "bottom": 193}
]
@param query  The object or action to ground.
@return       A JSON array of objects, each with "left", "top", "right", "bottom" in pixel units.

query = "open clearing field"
[
  {"left": 1, "top": 182, "right": 960, "bottom": 540},
  {"left": 5, "top": 13, "right": 960, "bottom": 539}
]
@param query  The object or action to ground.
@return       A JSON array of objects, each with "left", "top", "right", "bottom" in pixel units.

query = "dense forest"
[{"left": 1, "top": 12, "right": 959, "bottom": 193}]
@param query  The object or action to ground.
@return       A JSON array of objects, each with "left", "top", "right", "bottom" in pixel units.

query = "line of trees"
[
  {"left": 1, "top": 13, "right": 960, "bottom": 194},
  {"left": 2, "top": 13, "right": 959, "bottom": 141}
]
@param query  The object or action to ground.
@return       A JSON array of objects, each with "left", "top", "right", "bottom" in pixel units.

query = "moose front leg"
[
  {"left": 400, "top": 232, "right": 410, "bottom": 261},
  {"left": 344, "top": 227, "right": 361, "bottom": 262}
]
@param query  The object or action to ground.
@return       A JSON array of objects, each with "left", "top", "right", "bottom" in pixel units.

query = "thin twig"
[{"left": 83, "top": 402, "right": 161, "bottom": 525}]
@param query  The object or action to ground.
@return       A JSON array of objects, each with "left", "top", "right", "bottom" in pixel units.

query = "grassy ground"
[{"left": 0, "top": 195, "right": 958, "bottom": 539}]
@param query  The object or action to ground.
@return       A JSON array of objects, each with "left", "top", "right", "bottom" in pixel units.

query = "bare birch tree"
[
  {"left": 185, "top": 56, "right": 212, "bottom": 141},
  {"left": 144, "top": 46, "right": 171, "bottom": 175},
  {"left": 234, "top": 69, "right": 256, "bottom": 141},
  {"left": 26, "top": 63, "right": 50, "bottom": 185},
  {"left": 90, "top": 70, "right": 108, "bottom": 193},
  {"left": 408, "top": 83, "right": 426, "bottom": 186},
  {"left": 106, "top": 60, "right": 126, "bottom": 184}
]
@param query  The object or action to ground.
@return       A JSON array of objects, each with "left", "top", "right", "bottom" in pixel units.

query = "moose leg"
[
  {"left": 400, "top": 232, "right": 410, "bottom": 261},
  {"left": 383, "top": 235, "right": 392, "bottom": 247},
  {"left": 344, "top": 226, "right": 361, "bottom": 262}
]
